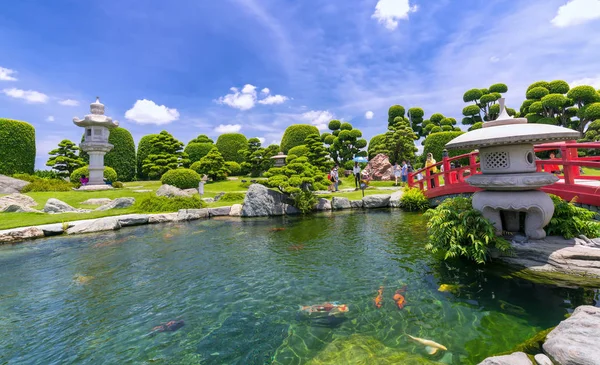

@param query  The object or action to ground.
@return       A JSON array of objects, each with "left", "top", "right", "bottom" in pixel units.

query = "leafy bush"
[
  {"left": 112, "top": 181, "right": 124, "bottom": 189},
  {"left": 423, "top": 131, "right": 470, "bottom": 163},
  {"left": 104, "top": 127, "right": 137, "bottom": 182},
  {"left": 185, "top": 142, "right": 214, "bottom": 163},
  {"left": 224, "top": 161, "right": 242, "bottom": 176},
  {"left": 142, "top": 131, "right": 189, "bottom": 179},
  {"left": 34, "top": 170, "right": 63, "bottom": 179},
  {"left": 215, "top": 133, "right": 248, "bottom": 163},
  {"left": 136, "top": 134, "right": 159, "bottom": 180},
  {"left": 546, "top": 195, "right": 600, "bottom": 238},
  {"left": 46, "top": 139, "right": 86, "bottom": 177},
  {"left": 368, "top": 134, "right": 385, "bottom": 159},
  {"left": 400, "top": 187, "right": 430, "bottom": 211},
  {"left": 135, "top": 194, "right": 206, "bottom": 213},
  {"left": 191, "top": 148, "right": 229, "bottom": 181},
  {"left": 21, "top": 178, "right": 74, "bottom": 192},
  {"left": 0, "top": 118, "right": 35, "bottom": 175},
  {"left": 287, "top": 144, "right": 310, "bottom": 158},
  {"left": 219, "top": 192, "right": 245, "bottom": 202},
  {"left": 423, "top": 197, "right": 511, "bottom": 264},
  {"left": 292, "top": 189, "right": 318, "bottom": 214},
  {"left": 11, "top": 173, "right": 37, "bottom": 182},
  {"left": 343, "top": 160, "right": 355, "bottom": 170},
  {"left": 71, "top": 166, "right": 118, "bottom": 183},
  {"left": 280, "top": 124, "right": 319, "bottom": 153},
  {"left": 160, "top": 168, "right": 202, "bottom": 189}
]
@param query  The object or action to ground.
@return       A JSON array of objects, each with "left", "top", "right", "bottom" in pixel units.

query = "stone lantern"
[
  {"left": 271, "top": 152, "right": 287, "bottom": 167},
  {"left": 73, "top": 97, "right": 119, "bottom": 189},
  {"left": 445, "top": 98, "right": 579, "bottom": 239}
]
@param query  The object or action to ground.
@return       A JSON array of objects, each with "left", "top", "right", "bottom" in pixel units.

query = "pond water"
[{"left": 0, "top": 210, "right": 597, "bottom": 364}]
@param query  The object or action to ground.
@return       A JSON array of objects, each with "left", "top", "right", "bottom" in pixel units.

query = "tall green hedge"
[
  {"left": 423, "top": 131, "right": 470, "bottom": 163},
  {"left": 103, "top": 128, "right": 136, "bottom": 181},
  {"left": 280, "top": 124, "right": 319, "bottom": 153},
  {"left": 185, "top": 142, "right": 214, "bottom": 163},
  {"left": 137, "top": 134, "right": 159, "bottom": 180},
  {"left": 0, "top": 119, "right": 35, "bottom": 175},
  {"left": 368, "top": 134, "right": 385, "bottom": 159},
  {"left": 215, "top": 133, "right": 248, "bottom": 163}
]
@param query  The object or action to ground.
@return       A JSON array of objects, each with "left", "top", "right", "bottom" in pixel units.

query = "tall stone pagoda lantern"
[
  {"left": 73, "top": 97, "right": 119, "bottom": 188},
  {"left": 445, "top": 98, "right": 579, "bottom": 239}
]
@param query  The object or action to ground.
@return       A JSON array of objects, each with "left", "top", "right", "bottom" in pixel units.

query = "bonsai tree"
[
  {"left": 373, "top": 112, "right": 418, "bottom": 165},
  {"left": 142, "top": 131, "right": 190, "bottom": 179},
  {"left": 462, "top": 83, "right": 512, "bottom": 125},
  {"left": 368, "top": 134, "right": 385, "bottom": 160},
  {"left": 280, "top": 124, "right": 319, "bottom": 154},
  {"left": 191, "top": 147, "right": 229, "bottom": 181},
  {"left": 241, "top": 137, "right": 266, "bottom": 177},
  {"left": 421, "top": 113, "right": 461, "bottom": 137},
  {"left": 305, "top": 133, "right": 332, "bottom": 172},
  {"left": 188, "top": 134, "right": 214, "bottom": 144},
  {"left": 46, "top": 139, "right": 85, "bottom": 177},
  {"left": 321, "top": 120, "right": 367, "bottom": 166}
]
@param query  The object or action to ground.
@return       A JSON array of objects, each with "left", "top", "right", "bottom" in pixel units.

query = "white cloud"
[
  {"left": 2, "top": 88, "right": 48, "bottom": 103},
  {"left": 261, "top": 87, "right": 270, "bottom": 94},
  {"left": 46, "top": 116, "right": 55, "bottom": 122},
  {"left": 571, "top": 75, "right": 600, "bottom": 89},
  {"left": 125, "top": 99, "right": 180, "bottom": 125},
  {"left": 300, "top": 110, "right": 334, "bottom": 130},
  {"left": 489, "top": 56, "right": 500, "bottom": 63},
  {"left": 372, "top": 0, "right": 418, "bottom": 30},
  {"left": 215, "top": 124, "right": 242, "bottom": 133},
  {"left": 58, "top": 99, "right": 79, "bottom": 106},
  {"left": 216, "top": 84, "right": 257, "bottom": 110},
  {"left": 257, "top": 137, "right": 266, "bottom": 144},
  {"left": 0, "top": 67, "right": 17, "bottom": 81},
  {"left": 551, "top": 0, "right": 600, "bottom": 27},
  {"left": 258, "top": 94, "right": 289, "bottom": 105},
  {"left": 365, "top": 111, "right": 374, "bottom": 119}
]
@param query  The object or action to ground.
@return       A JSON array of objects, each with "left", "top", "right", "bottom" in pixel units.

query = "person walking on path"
[
  {"left": 393, "top": 162, "right": 401, "bottom": 186},
  {"left": 425, "top": 153, "right": 438, "bottom": 188},
  {"left": 353, "top": 162, "right": 362, "bottom": 190},
  {"left": 332, "top": 165, "right": 340, "bottom": 192},
  {"left": 401, "top": 160, "right": 409, "bottom": 185}
]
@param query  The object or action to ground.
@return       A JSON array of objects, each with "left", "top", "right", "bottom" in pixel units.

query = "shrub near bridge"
[
  {"left": 0, "top": 118, "right": 36, "bottom": 175},
  {"left": 280, "top": 124, "right": 319, "bottom": 154},
  {"left": 423, "top": 131, "right": 470, "bottom": 163},
  {"left": 546, "top": 195, "right": 600, "bottom": 239},
  {"left": 400, "top": 188, "right": 430, "bottom": 211},
  {"left": 160, "top": 168, "right": 202, "bottom": 189}
]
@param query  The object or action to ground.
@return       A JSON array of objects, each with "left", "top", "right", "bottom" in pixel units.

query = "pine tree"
[
  {"left": 374, "top": 117, "right": 418, "bottom": 165},
  {"left": 193, "top": 147, "right": 229, "bottom": 181},
  {"left": 46, "top": 139, "right": 85, "bottom": 177},
  {"left": 241, "top": 138, "right": 266, "bottom": 177},
  {"left": 305, "top": 133, "right": 331, "bottom": 172},
  {"left": 142, "top": 131, "right": 190, "bottom": 179}
]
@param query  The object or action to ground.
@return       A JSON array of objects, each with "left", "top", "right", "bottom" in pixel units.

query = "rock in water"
[
  {"left": 362, "top": 194, "right": 391, "bottom": 209},
  {"left": 543, "top": 305, "right": 600, "bottom": 365},
  {"left": 66, "top": 217, "right": 121, "bottom": 234},
  {"left": 389, "top": 191, "right": 403, "bottom": 208},
  {"left": 477, "top": 352, "right": 532, "bottom": 365},
  {"left": 331, "top": 197, "right": 351, "bottom": 210},
  {"left": 229, "top": 204, "right": 243, "bottom": 216},
  {"left": 0, "top": 227, "right": 45, "bottom": 243},
  {"left": 314, "top": 198, "right": 332, "bottom": 211},
  {"left": 0, "top": 174, "right": 29, "bottom": 194},
  {"left": 43, "top": 198, "right": 90, "bottom": 214},
  {"left": 362, "top": 154, "right": 394, "bottom": 181},
  {"left": 241, "top": 184, "right": 292, "bottom": 217},
  {"left": 95, "top": 197, "right": 135, "bottom": 211}
]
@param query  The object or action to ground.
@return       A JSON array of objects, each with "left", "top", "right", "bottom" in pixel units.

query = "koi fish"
[
  {"left": 393, "top": 286, "right": 407, "bottom": 309},
  {"left": 152, "top": 320, "right": 185, "bottom": 333},
  {"left": 407, "top": 334, "right": 447, "bottom": 355},
  {"left": 73, "top": 274, "right": 94, "bottom": 285},
  {"left": 270, "top": 228, "right": 286, "bottom": 232},
  {"left": 299, "top": 303, "right": 349, "bottom": 316},
  {"left": 438, "top": 284, "right": 461, "bottom": 294},
  {"left": 374, "top": 286, "right": 384, "bottom": 309}
]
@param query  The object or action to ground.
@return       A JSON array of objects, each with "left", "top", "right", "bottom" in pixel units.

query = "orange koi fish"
[
  {"left": 394, "top": 286, "right": 407, "bottom": 309},
  {"left": 270, "top": 228, "right": 286, "bottom": 232},
  {"left": 374, "top": 286, "right": 384, "bottom": 309}
]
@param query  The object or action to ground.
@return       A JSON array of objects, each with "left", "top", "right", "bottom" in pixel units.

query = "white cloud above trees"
[
  {"left": 125, "top": 99, "right": 180, "bottom": 125},
  {"left": 365, "top": 111, "right": 374, "bottom": 119},
  {"left": 2, "top": 88, "right": 48, "bottom": 103},
  {"left": 216, "top": 84, "right": 289, "bottom": 109},
  {"left": 215, "top": 124, "right": 242, "bottom": 133},
  {"left": 551, "top": 0, "right": 600, "bottom": 27},
  {"left": 0, "top": 67, "right": 17, "bottom": 81},
  {"left": 372, "top": 0, "right": 418, "bottom": 30},
  {"left": 58, "top": 99, "right": 79, "bottom": 106}
]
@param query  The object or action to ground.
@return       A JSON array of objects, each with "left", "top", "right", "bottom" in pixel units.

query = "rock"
[
  {"left": 332, "top": 197, "right": 351, "bottom": 210},
  {"left": 38, "top": 223, "right": 65, "bottom": 236},
  {"left": 95, "top": 197, "right": 135, "bottom": 211},
  {"left": 214, "top": 192, "right": 225, "bottom": 201},
  {"left": 0, "top": 174, "right": 29, "bottom": 194},
  {"left": 543, "top": 305, "right": 600, "bottom": 365},
  {"left": 533, "top": 354, "right": 552, "bottom": 365},
  {"left": 80, "top": 198, "right": 112, "bottom": 205},
  {"left": 362, "top": 154, "right": 394, "bottom": 181},
  {"left": 209, "top": 206, "right": 231, "bottom": 217},
  {"left": 241, "top": 184, "right": 290, "bottom": 217},
  {"left": 67, "top": 217, "right": 121, "bottom": 235},
  {"left": 314, "top": 198, "right": 332, "bottom": 211},
  {"left": 1, "top": 204, "right": 41, "bottom": 213},
  {"left": 478, "top": 352, "right": 532, "bottom": 365},
  {"left": 229, "top": 204, "right": 243, "bottom": 216},
  {"left": 350, "top": 200, "right": 363, "bottom": 209},
  {"left": 118, "top": 214, "right": 149, "bottom": 227},
  {"left": 156, "top": 184, "right": 193, "bottom": 198},
  {"left": 183, "top": 188, "right": 198, "bottom": 195},
  {"left": 202, "top": 198, "right": 215, "bottom": 203},
  {"left": 177, "top": 208, "right": 209, "bottom": 221},
  {"left": 0, "top": 227, "right": 45, "bottom": 243},
  {"left": 0, "top": 193, "right": 37, "bottom": 211},
  {"left": 148, "top": 213, "right": 179, "bottom": 224},
  {"left": 43, "top": 198, "right": 90, "bottom": 214},
  {"left": 284, "top": 204, "right": 301, "bottom": 215},
  {"left": 362, "top": 194, "right": 391, "bottom": 209},
  {"left": 389, "top": 191, "right": 403, "bottom": 208}
]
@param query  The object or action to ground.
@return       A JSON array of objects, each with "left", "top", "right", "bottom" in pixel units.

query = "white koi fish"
[{"left": 407, "top": 334, "right": 447, "bottom": 354}]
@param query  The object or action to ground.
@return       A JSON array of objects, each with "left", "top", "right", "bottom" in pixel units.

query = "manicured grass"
[{"left": 582, "top": 167, "right": 600, "bottom": 176}]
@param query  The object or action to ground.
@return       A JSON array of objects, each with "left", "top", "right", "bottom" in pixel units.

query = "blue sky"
[{"left": 1, "top": 0, "right": 600, "bottom": 169}]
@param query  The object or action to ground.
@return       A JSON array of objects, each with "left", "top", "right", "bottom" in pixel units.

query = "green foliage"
[
  {"left": 103, "top": 127, "right": 136, "bottom": 182},
  {"left": 46, "top": 139, "right": 85, "bottom": 177},
  {"left": 288, "top": 144, "right": 310, "bottom": 158},
  {"left": 323, "top": 120, "right": 367, "bottom": 165},
  {"left": 368, "top": 134, "right": 385, "bottom": 159},
  {"left": 224, "top": 161, "right": 242, "bottom": 176},
  {"left": 191, "top": 147, "right": 229, "bottom": 181},
  {"left": 583, "top": 119, "right": 600, "bottom": 141},
  {"left": 372, "top": 115, "right": 418, "bottom": 164},
  {"left": 422, "top": 131, "right": 467, "bottom": 162},
  {"left": 0, "top": 118, "right": 35, "bottom": 175},
  {"left": 526, "top": 86, "right": 549, "bottom": 100},
  {"left": 219, "top": 192, "right": 245, "bottom": 202},
  {"left": 264, "top": 155, "right": 329, "bottom": 194},
  {"left": 468, "top": 122, "right": 483, "bottom": 131},
  {"left": 407, "top": 107, "right": 425, "bottom": 136},
  {"left": 112, "top": 181, "right": 124, "bottom": 189},
  {"left": 135, "top": 194, "right": 206, "bottom": 213},
  {"left": 241, "top": 138, "right": 273, "bottom": 177},
  {"left": 423, "top": 197, "right": 511, "bottom": 264},
  {"left": 137, "top": 134, "right": 159, "bottom": 180},
  {"left": 291, "top": 189, "right": 318, "bottom": 214},
  {"left": 142, "top": 131, "right": 189, "bottom": 179},
  {"left": 462, "top": 84, "right": 508, "bottom": 122},
  {"left": 305, "top": 133, "right": 332, "bottom": 172},
  {"left": 545, "top": 195, "right": 600, "bottom": 239},
  {"left": 33, "top": 170, "right": 63, "bottom": 179},
  {"left": 549, "top": 80, "right": 570, "bottom": 94},
  {"left": 184, "top": 142, "right": 214, "bottom": 163},
  {"left": 400, "top": 187, "right": 430, "bottom": 211},
  {"left": 215, "top": 133, "right": 248, "bottom": 162},
  {"left": 188, "top": 134, "right": 214, "bottom": 144},
  {"left": 160, "top": 168, "right": 202, "bottom": 189},
  {"left": 463, "top": 88, "right": 483, "bottom": 102},
  {"left": 71, "top": 166, "right": 118, "bottom": 183},
  {"left": 489, "top": 83, "right": 508, "bottom": 93},
  {"left": 388, "top": 105, "right": 405, "bottom": 126},
  {"left": 21, "top": 178, "right": 74, "bottom": 192},
  {"left": 280, "top": 125, "right": 319, "bottom": 154}
]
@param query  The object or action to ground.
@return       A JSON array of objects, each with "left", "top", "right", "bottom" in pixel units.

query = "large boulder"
[
  {"left": 209, "top": 206, "right": 231, "bottom": 217},
  {"left": 117, "top": 214, "right": 149, "bottom": 227},
  {"left": 43, "top": 198, "right": 90, "bottom": 214},
  {"left": 177, "top": 208, "right": 209, "bottom": 221},
  {"left": 0, "top": 175, "right": 29, "bottom": 194},
  {"left": 95, "top": 197, "right": 135, "bottom": 211},
  {"left": 0, "top": 193, "right": 37, "bottom": 212},
  {"left": 362, "top": 154, "right": 394, "bottom": 181},
  {"left": 241, "top": 184, "right": 292, "bottom": 217},
  {"left": 156, "top": 184, "right": 193, "bottom": 198},
  {"left": 229, "top": 204, "right": 243, "bottom": 216},
  {"left": 314, "top": 198, "right": 332, "bottom": 211},
  {"left": 362, "top": 194, "right": 391, "bottom": 209},
  {"left": 389, "top": 191, "right": 403, "bottom": 208},
  {"left": 67, "top": 217, "right": 121, "bottom": 235},
  {"left": 543, "top": 305, "right": 600, "bottom": 365},
  {"left": 478, "top": 352, "right": 532, "bottom": 365},
  {"left": 350, "top": 200, "right": 363, "bottom": 209},
  {"left": 0, "top": 227, "right": 45, "bottom": 243},
  {"left": 148, "top": 213, "right": 179, "bottom": 224},
  {"left": 332, "top": 197, "right": 351, "bottom": 210}
]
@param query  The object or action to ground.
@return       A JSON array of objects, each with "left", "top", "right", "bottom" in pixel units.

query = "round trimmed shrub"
[
  {"left": 71, "top": 166, "right": 118, "bottom": 183},
  {"left": 388, "top": 105, "right": 406, "bottom": 121},
  {"left": 215, "top": 133, "right": 248, "bottom": 163},
  {"left": 224, "top": 161, "right": 242, "bottom": 176},
  {"left": 548, "top": 80, "right": 569, "bottom": 94},
  {"left": 368, "top": 134, "right": 385, "bottom": 159},
  {"left": 137, "top": 134, "right": 159, "bottom": 180},
  {"left": 489, "top": 83, "right": 508, "bottom": 93},
  {"left": 281, "top": 125, "right": 320, "bottom": 154},
  {"left": 160, "top": 168, "right": 201, "bottom": 189},
  {"left": 287, "top": 144, "right": 310, "bottom": 157},
  {"left": 423, "top": 131, "right": 468, "bottom": 162},
  {"left": 185, "top": 142, "right": 214, "bottom": 163},
  {"left": 104, "top": 127, "right": 136, "bottom": 182},
  {"left": 0, "top": 119, "right": 35, "bottom": 175},
  {"left": 526, "top": 86, "right": 550, "bottom": 100}
]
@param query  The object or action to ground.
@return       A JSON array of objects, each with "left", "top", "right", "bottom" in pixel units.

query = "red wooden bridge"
[{"left": 408, "top": 141, "right": 600, "bottom": 206}]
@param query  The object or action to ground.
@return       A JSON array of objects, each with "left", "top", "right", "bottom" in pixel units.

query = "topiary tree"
[
  {"left": 0, "top": 118, "right": 35, "bottom": 175},
  {"left": 280, "top": 124, "right": 319, "bottom": 154},
  {"left": 421, "top": 113, "right": 458, "bottom": 137},
  {"left": 142, "top": 131, "right": 189, "bottom": 179},
  {"left": 322, "top": 120, "right": 367, "bottom": 165},
  {"left": 388, "top": 105, "right": 405, "bottom": 128},
  {"left": 468, "top": 122, "right": 483, "bottom": 131},
  {"left": 185, "top": 142, "right": 214, "bottom": 163},
  {"left": 583, "top": 119, "right": 600, "bottom": 142},
  {"left": 215, "top": 133, "right": 248, "bottom": 163},
  {"left": 104, "top": 127, "right": 136, "bottom": 182},
  {"left": 305, "top": 133, "right": 331, "bottom": 172},
  {"left": 422, "top": 131, "right": 469, "bottom": 163},
  {"left": 188, "top": 134, "right": 214, "bottom": 144},
  {"left": 287, "top": 145, "right": 310, "bottom": 159},
  {"left": 137, "top": 134, "right": 159, "bottom": 180},
  {"left": 407, "top": 107, "right": 425, "bottom": 137},
  {"left": 71, "top": 166, "right": 117, "bottom": 183},
  {"left": 160, "top": 168, "right": 201, "bottom": 189},
  {"left": 568, "top": 86, "right": 600, "bottom": 134},
  {"left": 373, "top": 115, "right": 418, "bottom": 165},
  {"left": 368, "top": 134, "right": 385, "bottom": 160},
  {"left": 46, "top": 139, "right": 85, "bottom": 177},
  {"left": 264, "top": 155, "right": 329, "bottom": 195},
  {"left": 520, "top": 80, "right": 574, "bottom": 128},
  {"left": 191, "top": 147, "right": 229, "bottom": 181},
  {"left": 224, "top": 161, "right": 242, "bottom": 176},
  {"left": 462, "top": 83, "right": 509, "bottom": 125}
]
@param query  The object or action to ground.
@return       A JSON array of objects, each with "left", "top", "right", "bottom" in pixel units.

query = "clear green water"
[{"left": 0, "top": 210, "right": 597, "bottom": 364}]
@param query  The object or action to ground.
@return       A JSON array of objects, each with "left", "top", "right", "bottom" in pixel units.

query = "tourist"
[
  {"left": 332, "top": 165, "right": 339, "bottom": 192},
  {"left": 401, "top": 160, "right": 409, "bottom": 185},
  {"left": 80, "top": 174, "right": 89, "bottom": 186},
  {"left": 198, "top": 175, "right": 208, "bottom": 196},
  {"left": 353, "top": 162, "right": 361, "bottom": 190},
  {"left": 425, "top": 153, "right": 438, "bottom": 188},
  {"left": 393, "top": 162, "right": 401, "bottom": 186},
  {"left": 544, "top": 152, "right": 561, "bottom": 174}
]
